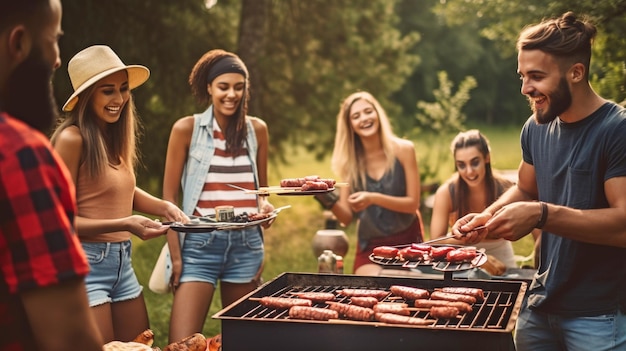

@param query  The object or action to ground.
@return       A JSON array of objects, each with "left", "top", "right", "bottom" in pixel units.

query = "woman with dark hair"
[
  {"left": 162, "top": 49, "right": 273, "bottom": 342},
  {"left": 430, "top": 130, "right": 518, "bottom": 268}
]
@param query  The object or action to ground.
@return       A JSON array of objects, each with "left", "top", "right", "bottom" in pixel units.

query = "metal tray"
[{"left": 169, "top": 213, "right": 277, "bottom": 233}]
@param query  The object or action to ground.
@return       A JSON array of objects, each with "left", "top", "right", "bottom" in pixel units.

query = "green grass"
[{"left": 133, "top": 124, "right": 535, "bottom": 347}]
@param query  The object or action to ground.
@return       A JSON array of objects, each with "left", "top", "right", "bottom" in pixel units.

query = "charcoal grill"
[{"left": 213, "top": 272, "right": 526, "bottom": 350}]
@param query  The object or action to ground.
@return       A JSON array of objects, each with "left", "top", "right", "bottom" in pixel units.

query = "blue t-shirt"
[{"left": 521, "top": 102, "right": 626, "bottom": 316}]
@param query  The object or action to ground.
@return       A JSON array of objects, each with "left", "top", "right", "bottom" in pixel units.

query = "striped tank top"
[{"left": 195, "top": 120, "right": 258, "bottom": 216}]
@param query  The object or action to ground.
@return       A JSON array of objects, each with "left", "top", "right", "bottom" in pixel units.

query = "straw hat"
[{"left": 62, "top": 45, "right": 150, "bottom": 111}]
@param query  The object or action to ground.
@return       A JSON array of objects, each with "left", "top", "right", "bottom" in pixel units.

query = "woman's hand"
[
  {"left": 161, "top": 200, "right": 188, "bottom": 223},
  {"left": 126, "top": 215, "right": 170, "bottom": 240},
  {"left": 259, "top": 197, "right": 275, "bottom": 228},
  {"left": 347, "top": 191, "right": 371, "bottom": 212}
]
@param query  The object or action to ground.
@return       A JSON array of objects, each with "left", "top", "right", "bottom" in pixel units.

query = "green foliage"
[{"left": 413, "top": 71, "right": 477, "bottom": 183}]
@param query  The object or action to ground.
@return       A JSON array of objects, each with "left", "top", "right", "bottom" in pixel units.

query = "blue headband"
[{"left": 207, "top": 56, "right": 247, "bottom": 84}]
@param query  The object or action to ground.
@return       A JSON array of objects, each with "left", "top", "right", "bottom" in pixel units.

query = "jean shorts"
[
  {"left": 179, "top": 226, "right": 264, "bottom": 286},
  {"left": 82, "top": 240, "right": 143, "bottom": 307},
  {"left": 515, "top": 299, "right": 626, "bottom": 351}
]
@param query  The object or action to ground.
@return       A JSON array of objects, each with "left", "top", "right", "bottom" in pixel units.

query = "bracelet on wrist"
[{"left": 535, "top": 201, "right": 548, "bottom": 229}]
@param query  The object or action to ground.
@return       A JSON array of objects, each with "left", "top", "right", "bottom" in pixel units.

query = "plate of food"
[{"left": 169, "top": 212, "right": 278, "bottom": 233}]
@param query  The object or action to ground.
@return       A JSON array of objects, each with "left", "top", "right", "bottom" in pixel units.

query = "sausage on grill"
[
  {"left": 413, "top": 299, "right": 473, "bottom": 313},
  {"left": 258, "top": 296, "right": 312, "bottom": 309},
  {"left": 389, "top": 285, "right": 430, "bottom": 300},
  {"left": 430, "top": 291, "right": 477, "bottom": 304},
  {"left": 430, "top": 246, "right": 456, "bottom": 260},
  {"left": 327, "top": 302, "right": 375, "bottom": 321},
  {"left": 372, "top": 246, "right": 399, "bottom": 259},
  {"left": 349, "top": 296, "right": 379, "bottom": 308},
  {"left": 430, "top": 306, "right": 461, "bottom": 319},
  {"left": 446, "top": 248, "right": 477, "bottom": 263},
  {"left": 373, "top": 303, "right": 411, "bottom": 316},
  {"left": 337, "top": 288, "right": 389, "bottom": 299},
  {"left": 288, "top": 306, "right": 339, "bottom": 321},
  {"left": 439, "top": 287, "right": 485, "bottom": 302},
  {"left": 292, "top": 292, "right": 336, "bottom": 303},
  {"left": 375, "top": 313, "right": 435, "bottom": 326}
]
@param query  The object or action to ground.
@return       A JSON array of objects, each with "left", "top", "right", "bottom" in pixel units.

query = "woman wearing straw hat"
[
  {"left": 162, "top": 49, "right": 274, "bottom": 343},
  {"left": 51, "top": 45, "right": 187, "bottom": 343}
]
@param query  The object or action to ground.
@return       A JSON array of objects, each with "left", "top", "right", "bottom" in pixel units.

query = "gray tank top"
[{"left": 356, "top": 158, "right": 417, "bottom": 244}]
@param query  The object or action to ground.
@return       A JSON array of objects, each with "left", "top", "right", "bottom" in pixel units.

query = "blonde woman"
[
  {"left": 51, "top": 45, "right": 186, "bottom": 342},
  {"left": 317, "top": 91, "right": 423, "bottom": 275}
]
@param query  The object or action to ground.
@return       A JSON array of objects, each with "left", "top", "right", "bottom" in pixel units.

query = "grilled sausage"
[
  {"left": 280, "top": 178, "right": 306, "bottom": 187},
  {"left": 375, "top": 313, "right": 435, "bottom": 326},
  {"left": 397, "top": 247, "right": 427, "bottom": 261},
  {"left": 411, "top": 243, "right": 432, "bottom": 253},
  {"left": 372, "top": 246, "right": 399, "bottom": 259},
  {"left": 337, "top": 288, "right": 390, "bottom": 299},
  {"left": 301, "top": 181, "right": 329, "bottom": 191},
  {"left": 373, "top": 303, "right": 411, "bottom": 316},
  {"left": 327, "top": 302, "right": 375, "bottom": 321},
  {"left": 430, "top": 246, "right": 456, "bottom": 260},
  {"left": 289, "top": 306, "right": 339, "bottom": 321},
  {"left": 446, "top": 248, "right": 477, "bottom": 263},
  {"left": 430, "top": 306, "right": 461, "bottom": 319},
  {"left": 258, "top": 296, "right": 312, "bottom": 309},
  {"left": 413, "top": 299, "right": 473, "bottom": 313},
  {"left": 430, "top": 291, "right": 477, "bottom": 304},
  {"left": 292, "top": 292, "right": 336, "bottom": 303},
  {"left": 389, "top": 285, "right": 430, "bottom": 300},
  {"left": 349, "top": 296, "right": 379, "bottom": 308},
  {"left": 439, "top": 287, "right": 485, "bottom": 302}
]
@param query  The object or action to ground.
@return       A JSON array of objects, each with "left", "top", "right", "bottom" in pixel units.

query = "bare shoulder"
[
  {"left": 247, "top": 116, "right": 268, "bottom": 132},
  {"left": 393, "top": 137, "right": 417, "bottom": 160},
  {"left": 55, "top": 125, "right": 83, "bottom": 148},
  {"left": 171, "top": 115, "right": 195, "bottom": 133}
]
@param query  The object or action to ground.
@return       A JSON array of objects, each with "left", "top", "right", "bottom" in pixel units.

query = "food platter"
[
  {"left": 368, "top": 244, "right": 487, "bottom": 273},
  {"left": 168, "top": 213, "right": 277, "bottom": 233},
  {"left": 275, "top": 187, "right": 336, "bottom": 196}
]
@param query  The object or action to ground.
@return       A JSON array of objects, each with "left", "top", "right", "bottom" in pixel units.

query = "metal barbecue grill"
[{"left": 213, "top": 272, "right": 526, "bottom": 350}]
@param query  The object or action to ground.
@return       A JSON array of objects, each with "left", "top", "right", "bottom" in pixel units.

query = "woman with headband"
[{"left": 162, "top": 49, "right": 274, "bottom": 342}]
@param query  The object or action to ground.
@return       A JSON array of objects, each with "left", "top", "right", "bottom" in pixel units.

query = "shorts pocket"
[
  {"left": 245, "top": 231, "right": 264, "bottom": 251},
  {"left": 82, "top": 244, "right": 106, "bottom": 265}
]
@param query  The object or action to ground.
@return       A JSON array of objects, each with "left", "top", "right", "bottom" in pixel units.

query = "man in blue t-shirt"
[{"left": 451, "top": 11, "right": 626, "bottom": 351}]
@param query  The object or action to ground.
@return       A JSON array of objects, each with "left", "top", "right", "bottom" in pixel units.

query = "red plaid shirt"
[{"left": 0, "top": 112, "right": 90, "bottom": 350}]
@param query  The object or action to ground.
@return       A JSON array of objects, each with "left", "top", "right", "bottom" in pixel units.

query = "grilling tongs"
[{"left": 421, "top": 225, "right": 487, "bottom": 245}]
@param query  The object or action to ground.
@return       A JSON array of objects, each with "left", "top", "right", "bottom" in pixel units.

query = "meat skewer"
[
  {"left": 349, "top": 296, "right": 379, "bottom": 308},
  {"left": 430, "top": 291, "right": 477, "bottom": 304},
  {"left": 437, "top": 287, "right": 485, "bottom": 302},
  {"left": 337, "top": 288, "right": 389, "bottom": 299},
  {"left": 375, "top": 313, "right": 435, "bottom": 326},
  {"left": 413, "top": 299, "right": 473, "bottom": 313},
  {"left": 288, "top": 306, "right": 339, "bottom": 321},
  {"left": 327, "top": 302, "right": 375, "bottom": 321},
  {"left": 291, "top": 292, "right": 336, "bottom": 303},
  {"left": 389, "top": 285, "right": 430, "bottom": 300},
  {"left": 429, "top": 306, "right": 461, "bottom": 319},
  {"left": 253, "top": 296, "right": 313, "bottom": 309}
]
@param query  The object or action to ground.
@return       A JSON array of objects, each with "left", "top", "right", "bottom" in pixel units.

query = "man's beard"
[
  {"left": 531, "top": 77, "right": 572, "bottom": 125},
  {"left": 4, "top": 48, "right": 59, "bottom": 134}
]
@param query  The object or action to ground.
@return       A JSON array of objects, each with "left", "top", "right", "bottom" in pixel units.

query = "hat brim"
[{"left": 62, "top": 65, "right": 150, "bottom": 112}]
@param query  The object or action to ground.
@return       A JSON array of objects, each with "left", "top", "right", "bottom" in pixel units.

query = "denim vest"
[{"left": 180, "top": 106, "right": 259, "bottom": 215}]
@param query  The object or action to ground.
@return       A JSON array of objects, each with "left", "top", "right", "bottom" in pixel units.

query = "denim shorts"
[
  {"left": 515, "top": 299, "right": 626, "bottom": 351},
  {"left": 179, "top": 226, "right": 264, "bottom": 286},
  {"left": 82, "top": 240, "right": 143, "bottom": 307}
]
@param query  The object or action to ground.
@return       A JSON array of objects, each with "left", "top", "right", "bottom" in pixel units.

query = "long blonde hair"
[
  {"left": 51, "top": 79, "right": 140, "bottom": 179},
  {"left": 331, "top": 91, "right": 396, "bottom": 189}
]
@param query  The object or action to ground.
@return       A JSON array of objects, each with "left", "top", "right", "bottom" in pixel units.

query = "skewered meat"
[
  {"left": 349, "top": 296, "right": 379, "bottom": 308},
  {"left": 280, "top": 176, "right": 335, "bottom": 189},
  {"left": 411, "top": 243, "right": 432, "bottom": 253},
  {"left": 163, "top": 333, "right": 207, "bottom": 351},
  {"left": 327, "top": 302, "right": 375, "bottom": 321},
  {"left": 439, "top": 287, "right": 485, "bottom": 302},
  {"left": 375, "top": 313, "right": 435, "bottom": 326},
  {"left": 413, "top": 299, "right": 473, "bottom": 313},
  {"left": 337, "top": 288, "right": 389, "bottom": 299},
  {"left": 301, "top": 181, "right": 329, "bottom": 191},
  {"left": 292, "top": 292, "right": 336, "bottom": 303},
  {"left": 430, "top": 306, "right": 461, "bottom": 319},
  {"left": 446, "top": 248, "right": 477, "bottom": 263},
  {"left": 373, "top": 303, "right": 411, "bottom": 316},
  {"left": 389, "top": 285, "right": 430, "bottom": 300},
  {"left": 258, "top": 296, "right": 312, "bottom": 309},
  {"left": 372, "top": 246, "right": 399, "bottom": 259},
  {"left": 430, "top": 291, "right": 477, "bottom": 304},
  {"left": 289, "top": 306, "right": 339, "bottom": 321}
]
